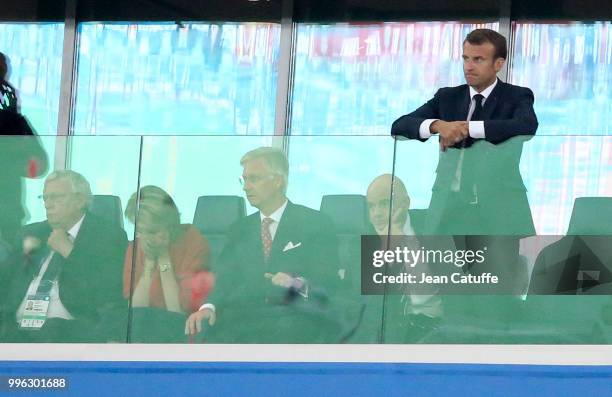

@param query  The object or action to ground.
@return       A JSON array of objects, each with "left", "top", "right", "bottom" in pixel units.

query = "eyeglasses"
[
  {"left": 38, "top": 193, "right": 73, "bottom": 203},
  {"left": 238, "top": 174, "right": 275, "bottom": 186}
]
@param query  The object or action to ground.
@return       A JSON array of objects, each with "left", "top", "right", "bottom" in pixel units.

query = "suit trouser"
[
  {"left": 427, "top": 191, "right": 529, "bottom": 294},
  {"left": 427, "top": 193, "right": 529, "bottom": 333}
]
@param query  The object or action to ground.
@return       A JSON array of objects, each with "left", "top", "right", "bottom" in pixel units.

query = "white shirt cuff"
[
  {"left": 198, "top": 303, "right": 215, "bottom": 313},
  {"left": 469, "top": 121, "right": 485, "bottom": 139},
  {"left": 293, "top": 277, "right": 309, "bottom": 299},
  {"left": 419, "top": 119, "right": 437, "bottom": 139}
]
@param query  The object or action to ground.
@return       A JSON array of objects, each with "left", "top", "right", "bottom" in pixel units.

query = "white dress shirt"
[
  {"left": 401, "top": 215, "right": 443, "bottom": 318},
  {"left": 418, "top": 78, "right": 498, "bottom": 139},
  {"left": 16, "top": 215, "right": 86, "bottom": 322}
]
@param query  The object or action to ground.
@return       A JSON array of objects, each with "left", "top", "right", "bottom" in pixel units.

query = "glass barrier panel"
[
  {"left": 287, "top": 136, "right": 396, "bottom": 343},
  {"left": 387, "top": 134, "right": 612, "bottom": 343},
  {"left": 22, "top": 135, "right": 55, "bottom": 225},
  {"left": 4, "top": 133, "right": 612, "bottom": 345},
  {"left": 0, "top": 135, "right": 50, "bottom": 344},
  {"left": 125, "top": 135, "right": 395, "bottom": 343},
  {"left": 0, "top": 135, "right": 142, "bottom": 343},
  {"left": 124, "top": 135, "right": 274, "bottom": 342}
]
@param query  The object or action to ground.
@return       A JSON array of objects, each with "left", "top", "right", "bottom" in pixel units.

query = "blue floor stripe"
[{"left": 1, "top": 362, "right": 611, "bottom": 396}]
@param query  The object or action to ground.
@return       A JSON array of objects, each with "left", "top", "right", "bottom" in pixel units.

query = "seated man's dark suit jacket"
[
  {"left": 529, "top": 236, "right": 612, "bottom": 295},
  {"left": 524, "top": 236, "right": 612, "bottom": 343},
  {"left": 1, "top": 212, "right": 128, "bottom": 342},
  {"left": 391, "top": 79, "right": 538, "bottom": 236},
  {"left": 204, "top": 201, "right": 342, "bottom": 343}
]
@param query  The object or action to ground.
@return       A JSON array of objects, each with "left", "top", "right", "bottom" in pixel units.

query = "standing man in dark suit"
[
  {"left": 391, "top": 28, "right": 538, "bottom": 236},
  {"left": 391, "top": 30, "right": 538, "bottom": 338},
  {"left": 185, "top": 147, "right": 341, "bottom": 342},
  {"left": 391, "top": 30, "right": 538, "bottom": 298},
  {"left": 2, "top": 170, "right": 127, "bottom": 342}
]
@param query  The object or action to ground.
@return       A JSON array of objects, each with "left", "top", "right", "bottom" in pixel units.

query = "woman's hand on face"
[
  {"left": 141, "top": 238, "right": 160, "bottom": 261},
  {"left": 156, "top": 231, "right": 171, "bottom": 252},
  {"left": 138, "top": 227, "right": 171, "bottom": 260}
]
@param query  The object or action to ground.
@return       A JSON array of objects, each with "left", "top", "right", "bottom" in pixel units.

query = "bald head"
[
  {"left": 366, "top": 174, "right": 410, "bottom": 234},
  {"left": 367, "top": 174, "right": 409, "bottom": 200}
]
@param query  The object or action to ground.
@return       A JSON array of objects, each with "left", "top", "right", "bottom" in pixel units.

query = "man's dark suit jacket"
[
  {"left": 204, "top": 201, "right": 342, "bottom": 343},
  {"left": 1, "top": 212, "right": 128, "bottom": 342},
  {"left": 391, "top": 80, "right": 538, "bottom": 235},
  {"left": 529, "top": 236, "right": 612, "bottom": 295},
  {"left": 524, "top": 236, "right": 612, "bottom": 343}
]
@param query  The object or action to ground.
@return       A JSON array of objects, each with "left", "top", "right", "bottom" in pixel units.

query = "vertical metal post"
[
  {"left": 273, "top": 0, "right": 296, "bottom": 154},
  {"left": 498, "top": 0, "right": 513, "bottom": 82},
  {"left": 54, "top": 0, "right": 78, "bottom": 170}
]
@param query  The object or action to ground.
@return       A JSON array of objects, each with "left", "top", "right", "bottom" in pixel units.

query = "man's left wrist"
[{"left": 292, "top": 277, "right": 309, "bottom": 298}]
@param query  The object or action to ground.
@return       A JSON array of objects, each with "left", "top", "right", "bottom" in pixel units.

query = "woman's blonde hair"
[{"left": 125, "top": 186, "right": 181, "bottom": 239}]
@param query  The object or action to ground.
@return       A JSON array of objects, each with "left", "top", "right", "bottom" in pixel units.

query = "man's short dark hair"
[{"left": 464, "top": 29, "right": 507, "bottom": 60}]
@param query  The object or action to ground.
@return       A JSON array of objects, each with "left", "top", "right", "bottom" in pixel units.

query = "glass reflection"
[
  {"left": 291, "top": 21, "right": 498, "bottom": 134},
  {"left": 510, "top": 22, "right": 612, "bottom": 135},
  {"left": 0, "top": 23, "right": 63, "bottom": 133},
  {"left": 2, "top": 127, "right": 611, "bottom": 345},
  {"left": 73, "top": 23, "right": 280, "bottom": 135}
]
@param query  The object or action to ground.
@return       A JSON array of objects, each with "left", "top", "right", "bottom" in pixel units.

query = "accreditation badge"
[{"left": 19, "top": 294, "right": 50, "bottom": 330}]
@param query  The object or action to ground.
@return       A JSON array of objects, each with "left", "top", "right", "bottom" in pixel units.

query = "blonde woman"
[{"left": 123, "top": 186, "right": 210, "bottom": 314}]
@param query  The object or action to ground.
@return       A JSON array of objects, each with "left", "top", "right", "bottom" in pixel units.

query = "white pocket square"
[{"left": 283, "top": 241, "right": 302, "bottom": 252}]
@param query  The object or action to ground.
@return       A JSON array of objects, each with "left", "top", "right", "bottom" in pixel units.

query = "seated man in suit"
[
  {"left": 185, "top": 147, "right": 340, "bottom": 343},
  {"left": 366, "top": 174, "right": 443, "bottom": 342},
  {"left": 1, "top": 170, "right": 127, "bottom": 342}
]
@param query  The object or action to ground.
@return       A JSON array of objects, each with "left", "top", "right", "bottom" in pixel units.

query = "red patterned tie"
[{"left": 261, "top": 217, "right": 273, "bottom": 262}]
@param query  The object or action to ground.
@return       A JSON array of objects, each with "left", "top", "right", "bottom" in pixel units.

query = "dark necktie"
[
  {"left": 35, "top": 232, "right": 72, "bottom": 295},
  {"left": 261, "top": 217, "right": 273, "bottom": 262},
  {"left": 36, "top": 251, "right": 62, "bottom": 295},
  {"left": 458, "top": 94, "right": 485, "bottom": 149},
  {"left": 470, "top": 94, "right": 485, "bottom": 121}
]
